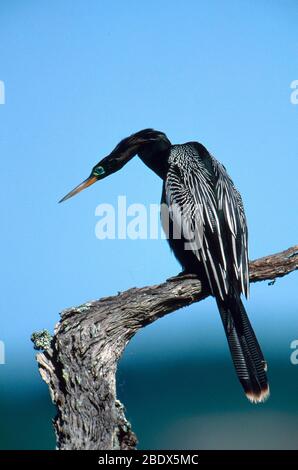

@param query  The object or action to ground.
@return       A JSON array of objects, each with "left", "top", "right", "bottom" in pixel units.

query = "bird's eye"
[{"left": 93, "top": 166, "right": 105, "bottom": 177}]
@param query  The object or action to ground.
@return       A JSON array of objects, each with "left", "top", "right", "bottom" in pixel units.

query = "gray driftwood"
[{"left": 31, "top": 245, "right": 298, "bottom": 450}]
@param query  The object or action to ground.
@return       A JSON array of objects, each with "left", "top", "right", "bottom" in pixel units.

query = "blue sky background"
[{"left": 0, "top": 0, "right": 298, "bottom": 449}]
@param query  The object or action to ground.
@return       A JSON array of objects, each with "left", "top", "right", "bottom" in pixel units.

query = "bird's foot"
[{"left": 167, "top": 271, "right": 199, "bottom": 282}]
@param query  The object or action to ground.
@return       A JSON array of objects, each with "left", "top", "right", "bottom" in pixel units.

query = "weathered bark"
[{"left": 31, "top": 245, "right": 298, "bottom": 450}]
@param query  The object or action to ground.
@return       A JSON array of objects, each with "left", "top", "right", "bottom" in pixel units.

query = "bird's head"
[{"left": 59, "top": 128, "right": 171, "bottom": 203}]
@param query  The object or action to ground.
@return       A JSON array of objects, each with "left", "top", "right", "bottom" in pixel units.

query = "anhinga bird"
[{"left": 60, "top": 129, "right": 269, "bottom": 403}]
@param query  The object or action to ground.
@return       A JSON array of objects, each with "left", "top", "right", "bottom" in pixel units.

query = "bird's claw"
[{"left": 167, "top": 271, "right": 199, "bottom": 282}]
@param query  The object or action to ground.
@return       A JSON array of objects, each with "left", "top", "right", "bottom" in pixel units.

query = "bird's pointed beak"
[{"left": 58, "top": 175, "right": 98, "bottom": 203}]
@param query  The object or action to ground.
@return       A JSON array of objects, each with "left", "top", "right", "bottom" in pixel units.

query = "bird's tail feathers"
[{"left": 216, "top": 291, "right": 269, "bottom": 404}]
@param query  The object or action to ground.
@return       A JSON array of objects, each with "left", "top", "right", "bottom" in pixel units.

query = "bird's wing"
[
  {"left": 165, "top": 154, "right": 249, "bottom": 299},
  {"left": 212, "top": 157, "right": 249, "bottom": 298}
]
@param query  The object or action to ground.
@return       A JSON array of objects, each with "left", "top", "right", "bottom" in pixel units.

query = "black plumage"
[{"left": 60, "top": 128, "right": 269, "bottom": 403}]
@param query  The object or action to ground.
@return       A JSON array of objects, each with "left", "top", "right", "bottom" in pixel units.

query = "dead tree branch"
[{"left": 31, "top": 245, "right": 298, "bottom": 450}]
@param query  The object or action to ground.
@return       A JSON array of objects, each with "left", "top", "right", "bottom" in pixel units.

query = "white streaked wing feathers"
[
  {"left": 213, "top": 158, "right": 249, "bottom": 298},
  {"left": 165, "top": 148, "right": 249, "bottom": 299}
]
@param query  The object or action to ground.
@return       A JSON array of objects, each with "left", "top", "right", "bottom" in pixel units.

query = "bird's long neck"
[{"left": 138, "top": 142, "right": 170, "bottom": 180}]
